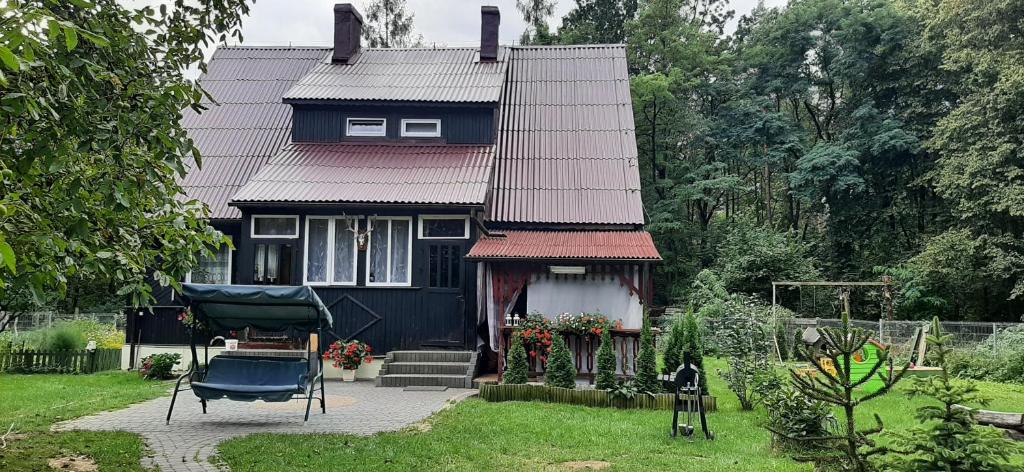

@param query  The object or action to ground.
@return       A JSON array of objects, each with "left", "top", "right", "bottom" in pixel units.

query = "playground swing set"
[{"left": 776, "top": 282, "right": 942, "bottom": 390}]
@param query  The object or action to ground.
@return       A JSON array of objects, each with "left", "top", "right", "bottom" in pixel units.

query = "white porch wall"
[{"left": 526, "top": 274, "right": 643, "bottom": 329}]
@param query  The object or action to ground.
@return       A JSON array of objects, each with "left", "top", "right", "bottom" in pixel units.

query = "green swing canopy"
[{"left": 180, "top": 284, "right": 333, "bottom": 332}]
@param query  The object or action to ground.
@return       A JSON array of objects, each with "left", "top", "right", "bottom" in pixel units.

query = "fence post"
[
  {"left": 878, "top": 319, "right": 884, "bottom": 343},
  {"left": 87, "top": 350, "right": 96, "bottom": 374}
]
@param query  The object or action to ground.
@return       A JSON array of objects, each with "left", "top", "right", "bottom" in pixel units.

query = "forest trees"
[
  {"left": 615, "top": 0, "right": 1023, "bottom": 321},
  {"left": 515, "top": 0, "right": 557, "bottom": 45},
  {"left": 363, "top": 0, "right": 422, "bottom": 48}
]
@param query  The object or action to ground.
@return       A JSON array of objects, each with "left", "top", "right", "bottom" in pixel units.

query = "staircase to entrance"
[{"left": 375, "top": 350, "right": 477, "bottom": 388}]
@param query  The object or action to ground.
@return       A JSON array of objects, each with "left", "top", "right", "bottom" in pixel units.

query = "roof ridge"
[
  {"left": 510, "top": 43, "right": 626, "bottom": 50},
  {"left": 215, "top": 45, "right": 332, "bottom": 50}
]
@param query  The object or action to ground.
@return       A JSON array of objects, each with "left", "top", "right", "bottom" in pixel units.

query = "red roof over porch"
[{"left": 466, "top": 230, "right": 662, "bottom": 262}]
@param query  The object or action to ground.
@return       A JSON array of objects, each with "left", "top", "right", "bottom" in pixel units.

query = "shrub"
[
  {"left": 718, "top": 297, "right": 773, "bottom": 410},
  {"left": 633, "top": 314, "right": 660, "bottom": 393},
  {"left": 595, "top": 328, "right": 617, "bottom": 390},
  {"left": 140, "top": 352, "right": 181, "bottom": 380},
  {"left": 791, "top": 329, "right": 805, "bottom": 361},
  {"left": 757, "top": 371, "right": 837, "bottom": 452},
  {"left": 661, "top": 314, "right": 685, "bottom": 375},
  {"left": 63, "top": 320, "right": 124, "bottom": 349},
  {"left": 544, "top": 334, "right": 576, "bottom": 389},
  {"left": 40, "top": 324, "right": 87, "bottom": 351},
  {"left": 875, "top": 317, "right": 1018, "bottom": 471},
  {"left": 681, "top": 310, "right": 708, "bottom": 395},
  {"left": 504, "top": 331, "right": 529, "bottom": 385},
  {"left": 946, "top": 324, "right": 1024, "bottom": 384}
]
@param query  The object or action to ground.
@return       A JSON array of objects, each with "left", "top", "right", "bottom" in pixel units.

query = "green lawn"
[
  {"left": 220, "top": 358, "right": 1024, "bottom": 472},
  {"left": 0, "top": 371, "right": 168, "bottom": 471}
]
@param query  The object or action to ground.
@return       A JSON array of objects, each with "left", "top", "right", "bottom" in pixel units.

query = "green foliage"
[
  {"left": 633, "top": 314, "right": 660, "bottom": 393},
  {"left": 681, "top": 310, "right": 707, "bottom": 395},
  {"left": 757, "top": 370, "right": 837, "bottom": 452},
  {"left": 363, "top": 0, "right": 422, "bottom": 48},
  {"left": 608, "top": 379, "right": 649, "bottom": 401},
  {"left": 788, "top": 303, "right": 908, "bottom": 472},
  {"left": 716, "top": 298, "right": 772, "bottom": 410},
  {"left": 0, "top": 0, "right": 245, "bottom": 331},
  {"left": 660, "top": 314, "right": 685, "bottom": 375},
  {"left": 595, "top": 327, "right": 618, "bottom": 390},
  {"left": 946, "top": 325, "right": 1024, "bottom": 384},
  {"left": 139, "top": 352, "right": 180, "bottom": 380},
  {"left": 689, "top": 269, "right": 729, "bottom": 311},
  {"left": 924, "top": 0, "right": 1024, "bottom": 304},
  {"left": 35, "top": 324, "right": 86, "bottom": 351},
  {"left": 504, "top": 332, "right": 529, "bottom": 385},
  {"left": 515, "top": 0, "right": 556, "bottom": 45},
  {"left": 875, "top": 318, "right": 1019, "bottom": 471},
  {"left": 544, "top": 334, "right": 576, "bottom": 389},
  {"left": 557, "top": 0, "right": 638, "bottom": 45},
  {"left": 714, "top": 221, "right": 821, "bottom": 300}
]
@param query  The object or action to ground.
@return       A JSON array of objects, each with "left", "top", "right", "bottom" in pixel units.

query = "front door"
[{"left": 420, "top": 241, "right": 468, "bottom": 348}]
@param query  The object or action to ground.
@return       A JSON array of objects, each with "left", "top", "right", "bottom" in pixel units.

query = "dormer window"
[
  {"left": 346, "top": 118, "right": 386, "bottom": 137},
  {"left": 401, "top": 119, "right": 441, "bottom": 138}
]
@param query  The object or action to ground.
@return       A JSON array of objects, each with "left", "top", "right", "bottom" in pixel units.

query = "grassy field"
[
  {"left": 0, "top": 372, "right": 167, "bottom": 471},
  {"left": 219, "top": 358, "right": 1024, "bottom": 471}
]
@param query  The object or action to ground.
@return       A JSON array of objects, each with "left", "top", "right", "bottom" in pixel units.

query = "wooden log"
[{"left": 954, "top": 404, "right": 1024, "bottom": 441}]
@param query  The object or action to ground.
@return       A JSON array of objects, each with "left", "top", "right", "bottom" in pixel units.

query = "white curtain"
[{"left": 526, "top": 270, "right": 643, "bottom": 329}]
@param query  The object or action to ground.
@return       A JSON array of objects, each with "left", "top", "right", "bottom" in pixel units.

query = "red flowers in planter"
[{"left": 324, "top": 340, "right": 373, "bottom": 370}]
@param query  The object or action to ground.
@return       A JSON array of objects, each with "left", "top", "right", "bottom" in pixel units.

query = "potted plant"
[{"left": 324, "top": 340, "right": 373, "bottom": 381}]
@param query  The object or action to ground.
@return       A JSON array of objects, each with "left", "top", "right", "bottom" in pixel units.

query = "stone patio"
[{"left": 54, "top": 381, "right": 474, "bottom": 472}]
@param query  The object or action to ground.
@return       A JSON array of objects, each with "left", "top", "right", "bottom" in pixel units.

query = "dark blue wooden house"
[{"left": 132, "top": 4, "right": 661, "bottom": 386}]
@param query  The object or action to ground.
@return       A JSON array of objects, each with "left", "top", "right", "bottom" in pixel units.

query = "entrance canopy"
[
  {"left": 180, "top": 284, "right": 333, "bottom": 332},
  {"left": 466, "top": 230, "right": 662, "bottom": 262}
]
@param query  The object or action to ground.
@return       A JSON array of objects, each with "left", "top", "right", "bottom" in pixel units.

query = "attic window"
[
  {"left": 346, "top": 118, "right": 386, "bottom": 137},
  {"left": 401, "top": 119, "right": 441, "bottom": 138}
]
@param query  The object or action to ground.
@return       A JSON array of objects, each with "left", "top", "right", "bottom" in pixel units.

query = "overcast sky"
[{"left": 174, "top": 0, "right": 788, "bottom": 49}]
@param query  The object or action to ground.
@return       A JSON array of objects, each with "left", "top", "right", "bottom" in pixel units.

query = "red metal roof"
[
  {"left": 467, "top": 230, "right": 662, "bottom": 261},
  {"left": 488, "top": 45, "right": 645, "bottom": 225},
  {"left": 231, "top": 143, "right": 494, "bottom": 205},
  {"left": 284, "top": 47, "right": 509, "bottom": 103},
  {"left": 181, "top": 46, "right": 329, "bottom": 219}
]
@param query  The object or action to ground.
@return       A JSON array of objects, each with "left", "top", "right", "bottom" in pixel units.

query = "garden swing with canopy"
[{"left": 165, "top": 284, "right": 333, "bottom": 424}]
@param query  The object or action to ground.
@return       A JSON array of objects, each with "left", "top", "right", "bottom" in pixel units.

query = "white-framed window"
[
  {"left": 418, "top": 215, "right": 470, "bottom": 239},
  {"left": 304, "top": 216, "right": 359, "bottom": 286},
  {"left": 186, "top": 238, "right": 233, "bottom": 285},
  {"left": 346, "top": 117, "right": 386, "bottom": 137},
  {"left": 251, "top": 215, "right": 299, "bottom": 238},
  {"left": 366, "top": 216, "right": 412, "bottom": 286},
  {"left": 400, "top": 119, "right": 441, "bottom": 138}
]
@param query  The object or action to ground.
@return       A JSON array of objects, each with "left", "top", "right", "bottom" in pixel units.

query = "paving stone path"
[{"left": 54, "top": 381, "right": 474, "bottom": 472}]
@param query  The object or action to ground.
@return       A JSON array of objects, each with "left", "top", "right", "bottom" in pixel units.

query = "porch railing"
[{"left": 499, "top": 326, "right": 654, "bottom": 383}]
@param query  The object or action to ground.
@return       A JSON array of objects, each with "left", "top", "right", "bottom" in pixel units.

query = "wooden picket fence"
[
  {"left": 0, "top": 348, "right": 121, "bottom": 374},
  {"left": 479, "top": 383, "right": 716, "bottom": 412}
]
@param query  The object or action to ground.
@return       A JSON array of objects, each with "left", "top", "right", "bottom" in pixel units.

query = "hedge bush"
[
  {"left": 504, "top": 331, "right": 529, "bottom": 385},
  {"left": 544, "top": 334, "right": 576, "bottom": 389},
  {"left": 595, "top": 328, "right": 617, "bottom": 390}
]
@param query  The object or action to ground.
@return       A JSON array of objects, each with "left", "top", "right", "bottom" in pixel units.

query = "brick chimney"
[
  {"left": 480, "top": 6, "right": 500, "bottom": 62},
  {"left": 332, "top": 3, "right": 363, "bottom": 63}
]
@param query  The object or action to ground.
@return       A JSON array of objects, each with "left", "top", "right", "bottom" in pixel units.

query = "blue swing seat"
[{"left": 191, "top": 356, "right": 309, "bottom": 403}]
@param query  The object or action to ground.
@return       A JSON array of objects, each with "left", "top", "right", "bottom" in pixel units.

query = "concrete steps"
[{"left": 376, "top": 351, "right": 476, "bottom": 388}]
